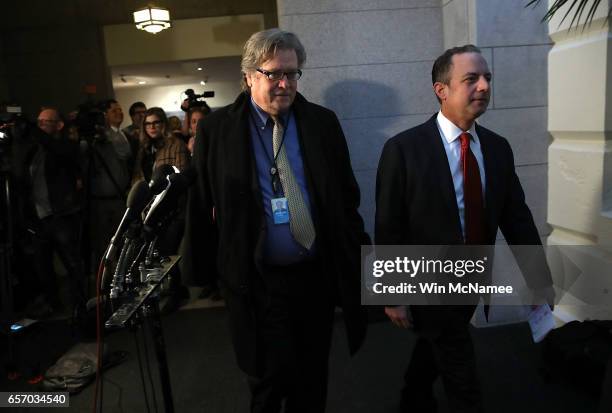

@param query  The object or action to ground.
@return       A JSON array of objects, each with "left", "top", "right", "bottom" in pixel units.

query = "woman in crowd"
[{"left": 133, "top": 107, "right": 190, "bottom": 183}]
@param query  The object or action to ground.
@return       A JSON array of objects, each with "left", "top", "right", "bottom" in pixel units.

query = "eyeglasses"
[
  {"left": 144, "top": 120, "right": 163, "bottom": 128},
  {"left": 256, "top": 68, "right": 302, "bottom": 81}
]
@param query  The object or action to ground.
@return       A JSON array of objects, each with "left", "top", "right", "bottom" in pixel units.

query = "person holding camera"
[
  {"left": 180, "top": 92, "right": 211, "bottom": 154},
  {"left": 11, "top": 107, "right": 85, "bottom": 317},
  {"left": 185, "top": 107, "right": 207, "bottom": 155}
]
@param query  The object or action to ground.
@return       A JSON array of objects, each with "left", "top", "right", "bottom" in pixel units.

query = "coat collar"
[{"left": 222, "top": 92, "right": 328, "bottom": 216}]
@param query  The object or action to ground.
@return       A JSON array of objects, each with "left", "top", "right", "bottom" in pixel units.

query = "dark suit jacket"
[
  {"left": 375, "top": 114, "right": 551, "bottom": 324},
  {"left": 11, "top": 128, "right": 82, "bottom": 226},
  {"left": 190, "top": 92, "right": 370, "bottom": 375}
]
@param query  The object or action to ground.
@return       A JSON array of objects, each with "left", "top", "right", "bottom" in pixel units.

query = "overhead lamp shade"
[{"left": 133, "top": 6, "right": 171, "bottom": 34}]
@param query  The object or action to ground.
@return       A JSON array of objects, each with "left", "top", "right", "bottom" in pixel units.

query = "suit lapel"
[
  {"left": 292, "top": 95, "right": 328, "bottom": 217},
  {"left": 423, "top": 116, "right": 463, "bottom": 239},
  {"left": 223, "top": 94, "right": 263, "bottom": 215},
  {"left": 475, "top": 124, "right": 497, "bottom": 238}
]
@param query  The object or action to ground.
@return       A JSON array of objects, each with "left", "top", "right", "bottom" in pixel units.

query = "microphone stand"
[
  {"left": 102, "top": 175, "right": 188, "bottom": 413},
  {"left": 105, "top": 242, "right": 179, "bottom": 413}
]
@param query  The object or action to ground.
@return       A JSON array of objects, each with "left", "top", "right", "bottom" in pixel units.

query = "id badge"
[{"left": 271, "top": 197, "right": 290, "bottom": 224}]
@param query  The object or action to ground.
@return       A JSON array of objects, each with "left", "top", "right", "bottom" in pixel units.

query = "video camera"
[
  {"left": 0, "top": 108, "right": 31, "bottom": 147},
  {"left": 72, "top": 101, "right": 106, "bottom": 141},
  {"left": 183, "top": 89, "right": 214, "bottom": 113}
]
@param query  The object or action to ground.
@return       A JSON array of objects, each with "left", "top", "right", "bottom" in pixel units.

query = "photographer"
[
  {"left": 11, "top": 107, "right": 85, "bottom": 317},
  {"left": 180, "top": 89, "right": 211, "bottom": 154},
  {"left": 186, "top": 107, "right": 207, "bottom": 155}
]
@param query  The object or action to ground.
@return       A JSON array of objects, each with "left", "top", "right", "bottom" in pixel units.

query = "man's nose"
[
  {"left": 277, "top": 77, "right": 289, "bottom": 88},
  {"left": 477, "top": 76, "right": 490, "bottom": 92}
]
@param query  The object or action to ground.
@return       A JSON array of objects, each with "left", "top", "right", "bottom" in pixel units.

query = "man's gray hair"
[{"left": 240, "top": 28, "right": 306, "bottom": 91}]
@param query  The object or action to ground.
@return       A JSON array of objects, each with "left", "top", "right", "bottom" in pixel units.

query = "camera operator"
[
  {"left": 11, "top": 107, "right": 85, "bottom": 317},
  {"left": 180, "top": 89, "right": 211, "bottom": 153},
  {"left": 87, "top": 99, "right": 136, "bottom": 272},
  {"left": 186, "top": 107, "right": 207, "bottom": 155}
]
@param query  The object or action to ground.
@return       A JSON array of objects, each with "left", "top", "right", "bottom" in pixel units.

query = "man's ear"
[
  {"left": 245, "top": 72, "right": 254, "bottom": 88},
  {"left": 57, "top": 120, "right": 65, "bottom": 132},
  {"left": 433, "top": 81, "right": 447, "bottom": 102}
]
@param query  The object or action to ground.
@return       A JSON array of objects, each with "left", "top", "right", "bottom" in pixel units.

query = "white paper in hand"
[{"left": 528, "top": 304, "right": 555, "bottom": 343}]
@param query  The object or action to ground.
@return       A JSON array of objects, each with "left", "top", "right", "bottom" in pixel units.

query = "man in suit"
[
  {"left": 191, "top": 28, "right": 369, "bottom": 412},
  {"left": 375, "top": 45, "right": 553, "bottom": 412}
]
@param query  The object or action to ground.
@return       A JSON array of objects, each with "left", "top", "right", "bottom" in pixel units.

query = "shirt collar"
[
  {"left": 250, "top": 97, "right": 289, "bottom": 127},
  {"left": 436, "top": 111, "right": 479, "bottom": 144},
  {"left": 110, "top": 125, "right": 121, "bottom": 133}
]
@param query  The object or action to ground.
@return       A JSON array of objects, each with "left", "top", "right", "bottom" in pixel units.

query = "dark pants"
[
  {"left": 248, "top": 260, "right": 336, "bottom": 413},
  {"left": 401, "top": 305, "right": 483, "bottom": 413},
  {"left": 89, "top": 198, "right": 124, "bottom": 273},
  {"left": 31, "top": 213, "right": 85, "bottom": 308}
]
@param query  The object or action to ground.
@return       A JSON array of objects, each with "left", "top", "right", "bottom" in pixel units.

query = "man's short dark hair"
[
  {"left": 129, "top": 101, "right": 146, "bottom": 117},
  {"left": 188, "top": 105, "right": 210, "bottom": 122},
  {"left": 431, "top": 44, "right": 481, "bottom": 85},
  {"left": 100, "top": 99, "right": 118, "bottom": 113}
]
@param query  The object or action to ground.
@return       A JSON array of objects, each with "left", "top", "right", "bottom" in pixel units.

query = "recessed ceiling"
[{"left": 111, "top": 55, "right": 242, "bottom": 89}]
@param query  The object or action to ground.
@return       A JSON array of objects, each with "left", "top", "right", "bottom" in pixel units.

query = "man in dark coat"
[
  {"left": 12, "top": 107, "right": 84, "bottom": 315},
  {"left": 190, "top": 29, "right": 369, "bottom": 412},
  {"left": 376, "top": 45, "right": 554, "bottom": 412}
]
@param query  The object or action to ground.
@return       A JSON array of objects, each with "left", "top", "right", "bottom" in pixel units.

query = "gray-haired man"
[{"left": 189, "top": 28, "right": 370, "bottom": 412}]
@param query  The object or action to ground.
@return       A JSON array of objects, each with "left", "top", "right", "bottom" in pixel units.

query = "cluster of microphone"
[{"left": 101, "top": 165, "right": 195, "bottom": 299}]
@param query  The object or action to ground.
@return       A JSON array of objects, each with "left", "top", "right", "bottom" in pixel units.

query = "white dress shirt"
[{"left": 435, "top": 111, "right": 486, "bottom": 238}]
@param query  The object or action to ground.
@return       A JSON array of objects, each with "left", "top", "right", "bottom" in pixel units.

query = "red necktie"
[{"left": 460, "top": 132, "right": 486, "bottom": 244}]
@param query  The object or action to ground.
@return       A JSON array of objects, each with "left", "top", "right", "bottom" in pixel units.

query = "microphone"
[
  {"left": 149, "top": 164, "right": 178, "bottom": 195},
  {"left": 103, "top": 181, "right": 151, "bottom": 262},
  {"left": 143, "top": 173, "right": 190, "bottom": 237}
]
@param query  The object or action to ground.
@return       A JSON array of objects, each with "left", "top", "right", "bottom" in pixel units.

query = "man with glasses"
[
  {"left": 11, "top": 107, "right": 85, "bottom": 318},
  {"left": 190, "top": 28, "right": 369, "bottom": 412},
  {"left": 122, "top": 101, "right": 147, "bottom": 140}
]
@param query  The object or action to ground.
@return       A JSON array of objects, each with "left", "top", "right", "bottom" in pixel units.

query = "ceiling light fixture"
[
  {"left": 200, "top": 80, "right": 206, "bottom": 86},
  {"left": 133, "top": 6, "right": 171, "bottom": 34},
  {"left": 138, "top": 81, "right": 147, "bottom": 85},
  {"left": 197, "top": 67, "right": 203, "bottom": 71}
]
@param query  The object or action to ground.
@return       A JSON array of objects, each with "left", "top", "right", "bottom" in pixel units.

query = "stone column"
[
  {"left": 547, "top": 0, "right": 612, "bottom": 321},
  {"left": 277, "top": 0, "right": 443, "bottom": 233}
]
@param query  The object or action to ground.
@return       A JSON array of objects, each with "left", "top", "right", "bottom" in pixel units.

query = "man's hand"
[
  {"left": 531, "top": 285, "right": 556, "bottom": 311},
  {"left": 385, "top": 306, "right": 413, "bottom": 329},
  {"left": 181, "top": 99, "right": 190, "bottom": 112}
]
